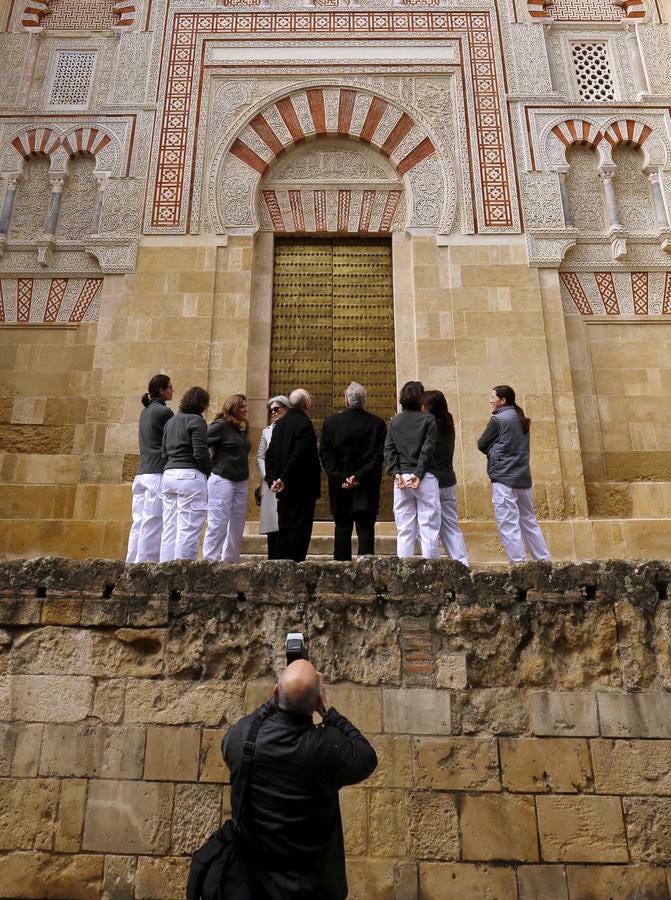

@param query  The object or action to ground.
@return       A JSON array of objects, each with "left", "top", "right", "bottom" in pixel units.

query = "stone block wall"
[{"left": 2, "top": 557, "right": 671, "bottom": 898}]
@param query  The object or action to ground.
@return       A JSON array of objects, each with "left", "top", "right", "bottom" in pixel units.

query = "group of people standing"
[{"left": 126, "top": 374, "right": 550, "bottom": 566}]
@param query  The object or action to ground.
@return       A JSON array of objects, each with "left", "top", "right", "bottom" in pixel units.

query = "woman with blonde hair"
[{"left": 203, "top": 393, "right": 250, "bottom": 563}]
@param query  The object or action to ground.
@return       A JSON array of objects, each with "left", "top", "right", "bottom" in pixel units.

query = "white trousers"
[
  {"left": 393, "top": 473, "right": 440, "bottom": 559},
  {"left": 438, "top": 485, "right": 469, "bottom": 567},
  {"left": 492, "top": 482, "right": 551, "bottom": 564},
  {"left": 203, "top": 475, "right": 248, "bottom": 564},
  {"left": 126, "top": 474, "right": 163, "bottom": 563},
  {"left": 159, "top": 468, "right": 207, "bottom": 562}
]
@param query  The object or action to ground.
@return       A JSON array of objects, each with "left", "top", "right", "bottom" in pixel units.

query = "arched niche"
[
  {"left": 57, "top": 151, "right": 99, "bottom": 241},
  {"left": 257, "top": 138, "right": 405, "bottom": 234},
  {"left": 7, "top": 153, "right": 51, "bottom": 241},
  {"left": 612, "top": 144, "right": 656, "bottom": 231},
  {"left": 210, "top": 85, "right": 455, "bottom": 236},
  {"left": 564, "top": 144, "right": 606, "bottom": 233}
]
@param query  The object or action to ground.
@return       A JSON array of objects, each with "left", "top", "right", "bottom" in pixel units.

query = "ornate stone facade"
[{"left": 2, "top": 0, "right": 671, "bottom": 557}]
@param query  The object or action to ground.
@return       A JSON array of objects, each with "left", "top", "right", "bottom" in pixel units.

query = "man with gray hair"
[
  {"left": 265, "top": 387, "right": 321, "bottom": 561},
  {"left": 221, "top": 659, "right": 377, "bottom": 898},
  {"left": 320, "top": 381, "right": 387, "bottom": 560}
]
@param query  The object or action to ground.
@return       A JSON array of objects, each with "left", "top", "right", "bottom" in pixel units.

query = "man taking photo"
[{"left": 220, "top": 659, "right": 377, "bottom": 899}]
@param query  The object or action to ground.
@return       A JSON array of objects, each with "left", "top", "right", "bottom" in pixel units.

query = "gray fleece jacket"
[
  {"left": 477, "top": 405, "right": 531, "bottom": 489},
  {"left": 136, "top": 399, "right": 173, "bottom": 475},
  {"left": 161, "top": 412, "right": 212, "bottom": 476}
]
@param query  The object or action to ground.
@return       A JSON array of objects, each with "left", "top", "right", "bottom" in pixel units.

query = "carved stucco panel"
[
  {"left": 509, "top": 24, "right": 553, "bottom": 95},
  {"left": 99, "top": 179, "right": 144, "bottom": 237},
  {"left": 0, "top": 34, "right": 30, "bottom": 108},
  {"left": 111, "top": 32, "right": 154, "bottom": 106},
  {"left": 219, "top": 154, "right": 257, "bottom": 229},
  {"left": 638, "top": 23, "right": 671, "bottom": 96},
  {"left": 520, "top": 171, "right": 564, "bottom": 230},
  {"left": 350, "top": 92, "right": 373, "bottom": 136}
]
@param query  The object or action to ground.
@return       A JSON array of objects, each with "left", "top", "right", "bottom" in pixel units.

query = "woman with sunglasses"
[{"left": 256, "top": 395, "right": 290, "bottom": 559}]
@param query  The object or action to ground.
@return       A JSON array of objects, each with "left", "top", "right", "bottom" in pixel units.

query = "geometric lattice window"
[
  {"left": 571, "top": 43, "right": 616, "bottom": 101},
  {"left": 48, "top": 51, "right": 96, "bottom": 108}
]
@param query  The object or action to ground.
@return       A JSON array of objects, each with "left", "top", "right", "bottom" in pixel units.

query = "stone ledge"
[{"left": 0, "top": 557, "right": 668, "bottom": 608}]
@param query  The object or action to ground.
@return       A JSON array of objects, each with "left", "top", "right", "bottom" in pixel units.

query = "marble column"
[
  {"left": 91, "top": 174, "right": 108, "bottom": 235},
  {"left": 558, "top": 169, "right": 572, "bottom": 227},
  {"left": 0, "top": 175, "right": 21, "bottom": 237},
  {"left": 625, "top": 25, "right": 649, "bottom": 98},
  {"left": 43, "top": 175, "right": 65, "bottom": 236},
  {"left": 599, "top": 170, "right": 621, "bottom": 229},
  {"left": 648, "top": 170, "right": 669, "bottom": 227}
]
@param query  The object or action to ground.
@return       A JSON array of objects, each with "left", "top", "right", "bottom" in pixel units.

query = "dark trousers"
[
  {"left": 334, "top": 515, "right": 376, "bottom": 561},
  {"left": 276, "top": 498, "right": 316, "bottom": 562},
  {"left": 266, "top": 531, "right": 279, "bottom": 560}
]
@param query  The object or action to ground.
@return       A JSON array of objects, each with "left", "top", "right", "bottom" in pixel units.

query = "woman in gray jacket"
[
  {"left": 477, "top": 385, "right": 550, "bottom": 564},
  {"left": 159, "top": 386, "right": 211, "bottom": 562},
  {"left": 126, "top": 373, "right": 173, "bottom": 564},
  {"left": 384, "top": 381, "right": 440, "bottom": 558},
  {"left": 203, "top": 394, "right": 251, "bottom": 564}
]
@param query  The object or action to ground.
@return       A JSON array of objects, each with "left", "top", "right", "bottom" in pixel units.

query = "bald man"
[{"left": 220, "top": 660, "right": 377, "bottom": 899}]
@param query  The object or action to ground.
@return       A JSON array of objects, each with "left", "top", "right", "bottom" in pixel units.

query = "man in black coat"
[
  {"left": 265, "top": 388, "right": 321, "bottom": 562},
  {"left": 222, "top": 660, "right": 377, "bottom": 899},
  {"left": 320, "top": 382, "right": 387, "bottom": 561}
]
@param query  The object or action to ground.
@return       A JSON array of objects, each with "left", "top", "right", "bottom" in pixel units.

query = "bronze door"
[{"left": 270, "top": 236, "right": 397, "bottom": 521}]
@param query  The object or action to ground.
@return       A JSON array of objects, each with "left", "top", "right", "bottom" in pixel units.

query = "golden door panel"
[{"left": 270, "top": 237, "right": 396, "bottom": 522}]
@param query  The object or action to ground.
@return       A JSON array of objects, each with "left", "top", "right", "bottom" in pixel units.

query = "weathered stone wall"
[{"left": 2, "top": 557, "right": 671, "bottom": 899}]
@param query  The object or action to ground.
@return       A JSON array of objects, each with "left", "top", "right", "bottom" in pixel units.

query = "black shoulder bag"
[{"left": 186, "top": 706, "right": 275, "bottom": 900}]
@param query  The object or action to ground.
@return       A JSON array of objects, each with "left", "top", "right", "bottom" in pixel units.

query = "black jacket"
[
  {"left": 264, "top": 408, "right": 321, "bottom": 501},
  {"left": 161, "top": 412, "right": 212, "bottom": 476},
  {"left": 477, "top": 405, "right": 532, "bottom": 489},
  {"left": 223, "top": 700, "right": 377, "bottom": 899},
  {"left": 136, "top": 399, "right": 173, "bottom": 475},
  {"left": 428, "top": 427, "right": 457, "bottom": 489},
  {"left": 320, "top": 407, "right": 387, "bottom": 520},
  {"left": 207, "top": 419, "right": 251, "bottom": 481}
]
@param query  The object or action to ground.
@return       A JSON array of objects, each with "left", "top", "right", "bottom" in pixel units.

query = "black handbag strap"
[{"left": 232, "top": 703, "right": 276, "bottom": 825}]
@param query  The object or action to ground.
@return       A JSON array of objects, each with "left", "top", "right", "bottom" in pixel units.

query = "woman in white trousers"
[
  {"left": 126, "top": 374, "right": 173, "bottom": 563},
  {"left": 383, "top": 380, "right": 441, "bottom": 559},
  {"left": 159, "top": 387, "right": 211, "bottom": 562},
  {"left": 420, "top": 389, "right": 469, "bottom": 566},
  {"left": 477, "top": 385, "right": 551, "bottom": 564},
  {"left": 203, "top": 394, "right": 251, "bottom": 564},
  {"left": 256, "top": 395, "right": 290, "bottom": 559}
]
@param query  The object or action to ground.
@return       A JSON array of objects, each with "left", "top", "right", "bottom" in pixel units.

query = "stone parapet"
[{"left": 1, "top": 557, "right": 671, "bottom": 898}]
